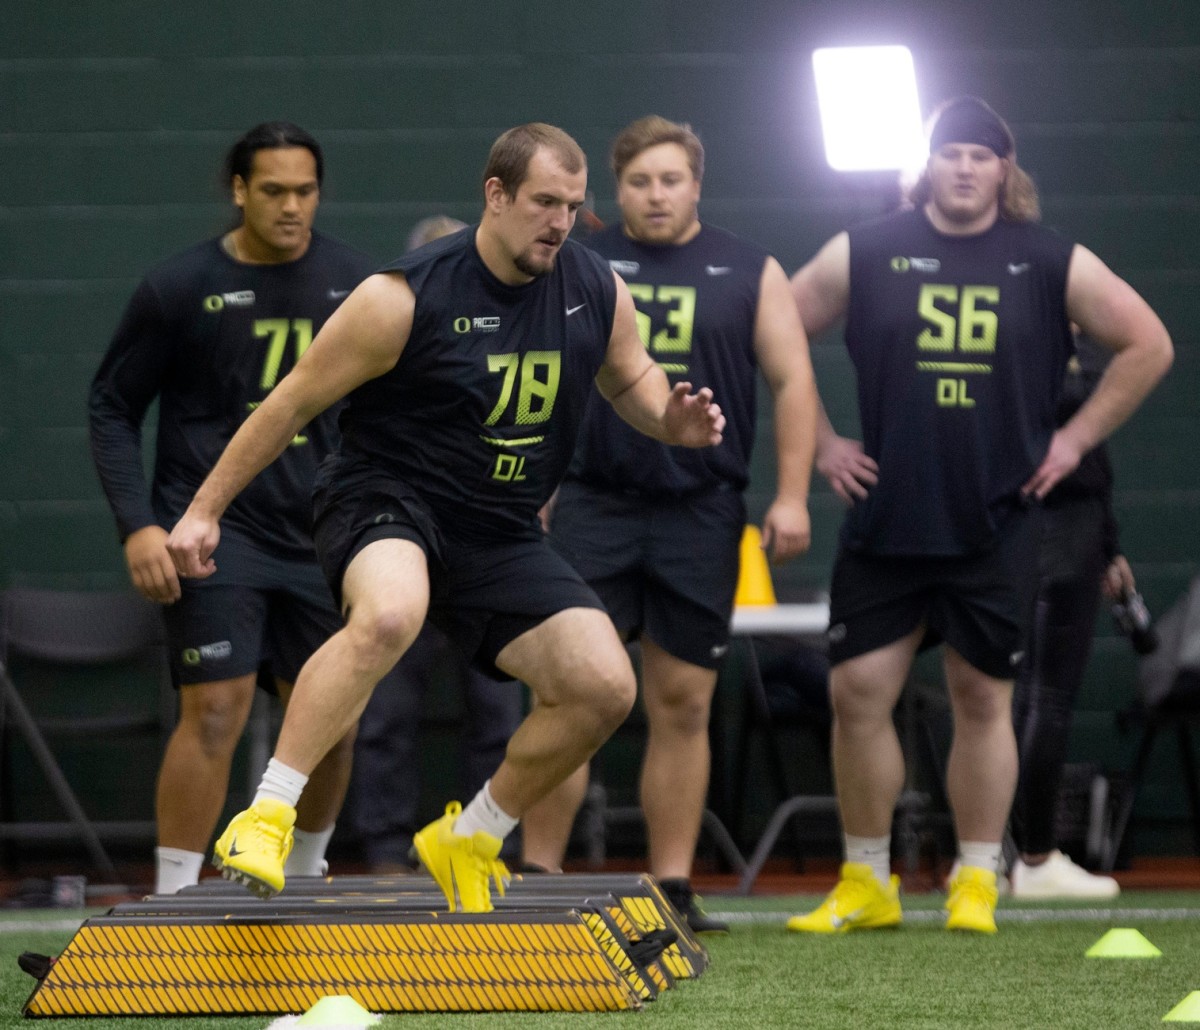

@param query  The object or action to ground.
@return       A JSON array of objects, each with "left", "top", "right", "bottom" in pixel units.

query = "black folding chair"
[{"left": 0, "top": 588, "right": 175, "bottom": 880}]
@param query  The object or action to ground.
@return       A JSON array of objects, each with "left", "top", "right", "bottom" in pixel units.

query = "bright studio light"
[{"left": 812, "top": 46, "right": 925, "bottom": 172}]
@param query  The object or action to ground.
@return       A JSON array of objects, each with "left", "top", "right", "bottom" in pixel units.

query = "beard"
[{"left": 513, "top": 247, "right": 558, "bottom": 279}]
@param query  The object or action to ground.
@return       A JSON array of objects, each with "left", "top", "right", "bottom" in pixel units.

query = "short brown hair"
[
  {"left": 610, "top": 115, "right": 705, "bottom": 183},
  {"left": 482, "top": 123, "right": 586, "bottom": 199}
]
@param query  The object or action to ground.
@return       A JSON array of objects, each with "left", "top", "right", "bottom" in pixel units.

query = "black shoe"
[{"left": 659, "top": 877, "right": 729, "bottom": 935}]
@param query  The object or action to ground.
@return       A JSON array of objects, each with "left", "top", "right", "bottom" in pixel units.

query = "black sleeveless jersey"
[
  {"left": 842, "top": 207, "right": 1075, "bottom": 555},
  {"left": 89, "top": 232, "right": 374, "bottom": 560},
  {"left": 330, "top": 227, "right": 617, "bottom": 540},
  {"left": 568, "top": 223, "right": 766, "bottom": 496}
]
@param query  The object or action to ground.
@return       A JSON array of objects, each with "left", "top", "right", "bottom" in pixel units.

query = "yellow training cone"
[
  {"left": 295, "top": 995, "right": 381, "bottom": 1026},
  {"left": 1163, "top": 991, "right": 1200, "bottom": 1022},
  {"left": 1084, "top": 928, "right": 1162, "bottom": 958},
  {"left": 735, "top": 525, "right": 776, "bottom": 607}
]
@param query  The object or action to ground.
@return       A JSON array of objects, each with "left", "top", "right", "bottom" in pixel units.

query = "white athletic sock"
[
  {"left": 844, "top": 833, "right": 892, "bottom": 886},
  {"left": 285, "top": 825, "right": 335, "bottom": 876},
  {"left": 958, "top": 841, "right": 1004, "bottom": 877},
  {"left": 155, "top": 847, "right": 204, "bottom": 894},
  {"left": 254, "top": 757, "right": 308, "bottom": 810},
  {"left": 453, "top": 780, "right": 518, "bottom": 841}
]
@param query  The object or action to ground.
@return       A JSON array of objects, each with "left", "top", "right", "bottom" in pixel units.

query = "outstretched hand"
[
  {"left": 166, "top": 512, "right": 221, "bottom": 580},
  {"left": 662, "top": 382, "right": 725, "bottom": 447}
]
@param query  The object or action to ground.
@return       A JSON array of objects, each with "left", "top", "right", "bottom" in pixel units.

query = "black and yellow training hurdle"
[{"left": 21, "top": 873, "right": 707, "bottom": 1017}]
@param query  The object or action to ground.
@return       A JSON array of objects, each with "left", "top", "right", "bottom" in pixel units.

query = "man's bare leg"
[
  {"left": 212, "top": 539, "right": 428, "bottom": 896},
  {"left": 489, "top": 607, "right": 636, "bottom": 816},
  {"left": 942, "top": 646, "right": 1017, "bottom": 849},
  {"left": 638, "top": 638, "right": 717, "bottom": 878},
  {"left": 830, "top": 626, "right": 924, "bottom": 838},
  {"left": 276, "top": 678, "right": 357, "bottom": 875},
  {"left": 154, "top": 674, "right": 256, "bottom": 892},
  {"left": 786, "top": 625, "right": 923, "bottom": 933},
  {"left": 520, "top": 761, "right": 589, "bottom": 871}
]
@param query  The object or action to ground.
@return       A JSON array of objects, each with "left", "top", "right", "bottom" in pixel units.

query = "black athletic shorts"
[
  {"left": 162, "top": 530, "right": 341, "bottom": 688},
  {"left": 549, "top": 478, "right": 746, "bottom": 670},
  {"left": 312, "top": 463, "right": 605, "bottom": 678},
  {"left": 826, "top": 506, "right": 1043, "bottom": 680}
]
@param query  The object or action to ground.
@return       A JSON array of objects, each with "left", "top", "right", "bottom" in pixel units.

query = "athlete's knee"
[
  {"left": 954, "top": 686, "right": 1011, "bottom": 727},
  {"left": 345, "top": 605, "right": 423, "bottom": 670},
  {"left": 577, "top": 659, "right": 637, "bottom": 732},
  {"left": 647, "top": 687, "right": 712, "bottom": 736},
  {"left": 177, "top": 686, "right": 252, "bottom": 756},
  {"left": 829, "top": 676, "right": 893, "bottom": 728}
]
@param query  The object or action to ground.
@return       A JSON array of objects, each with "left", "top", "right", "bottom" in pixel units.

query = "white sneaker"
[{"left": 1010, "top": 851, "right": 1119, "bottom": 900}]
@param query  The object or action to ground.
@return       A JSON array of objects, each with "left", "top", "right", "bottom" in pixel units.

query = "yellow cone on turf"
[
  {"left": 1084, "top": 928, "right": 1162, "bottom": 958},
  {"left": 1163, "top": 991, "right": 1200, "bottom": 1022},
  {"left": 295, "top": 995, "right": 380, "bottom": 1026},
  {"left": 735, "top": 525, "right": 776, "bottom": 607}
]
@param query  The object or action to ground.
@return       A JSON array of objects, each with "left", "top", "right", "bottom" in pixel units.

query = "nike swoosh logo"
[
  {"left": 227, "top": 837, "right": 244, "bottom": 858},
  {"left": 830, "top": 907, "right": 863, "bottom": 929},
  {"left": 1007, "top": 263, "right": 1030, "bottom": 275},
  {"left": 566, "top": 303, "right": 587, "bottom": 316},
  {"left": 706, "top": 265, "right": 732, "bottom": 275},
  {"left": 327, "top": 288, "right": 351, "bottom": 299}
]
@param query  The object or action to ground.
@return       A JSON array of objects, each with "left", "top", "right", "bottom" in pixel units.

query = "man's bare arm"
[
  {"left": 754, "top": 256, "right": 817, "bottom": 561},
  {"left": 790, "top": 231, "right": 851, "bottom": 341},
  {"left": 1023, "top": 245, "right": 1172, "bottom": 498},
  {"left": 595, "top": 274, "right": 725, "bottom": 447}
]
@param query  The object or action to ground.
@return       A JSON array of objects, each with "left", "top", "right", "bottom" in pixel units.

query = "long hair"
[
  {"left": 909, "top": 97, "right": 1040, "bottom": 222},
  {"left": 908, "top": 161, "right": 1041, "bottom": 223}
]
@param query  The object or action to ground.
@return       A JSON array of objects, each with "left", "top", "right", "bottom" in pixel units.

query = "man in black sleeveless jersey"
[
  {"left": 785, "top": 97, "right": 1171, "bottom": 934},
  {"left": 518, "top": 116, "right": 818, "bottom": 931},
  {"left": 89, "top": 123, "right": 368, "bottom": 894},
  {"left": 166, "top": 123, "right": 726, "bottom": 912},
  {"left": 347, "top": 215, "right": 524, "bottom": 874}
]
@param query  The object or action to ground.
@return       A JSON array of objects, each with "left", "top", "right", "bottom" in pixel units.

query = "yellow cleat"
[
  {"left": 786, "top": 862, "right": 902, "bottom": 933},
  {"left": 945, "top": 865, "right": 999, "bottom": 933},
  {"left": 412, "top": 801, "right": 510, "bottom": 913},
  {"left": 212, "top": 799, "right": 296, "bottom": 899}
]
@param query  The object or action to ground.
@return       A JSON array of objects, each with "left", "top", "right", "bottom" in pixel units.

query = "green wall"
[{"left": 2, "top": 0, "right": 1199, "bottom": 859}]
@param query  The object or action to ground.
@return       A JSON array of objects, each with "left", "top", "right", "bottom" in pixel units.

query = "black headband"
[{"left": 929, "top": 97, "right": 1014, "bottom": 157}]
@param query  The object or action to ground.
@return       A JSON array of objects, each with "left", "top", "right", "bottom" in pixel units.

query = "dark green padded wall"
[{"left": 2, "top": 0, "right": 1198, "bottom": 852}]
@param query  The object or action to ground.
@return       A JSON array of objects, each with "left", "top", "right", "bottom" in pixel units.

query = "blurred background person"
[
  {"left": 1009, "top": 331, "right": 1146, "bottom": 899},
  {"left": 520, "top": 116, "right": 818, "bottom": 932},
  {"left": 89, "top": 122, "right": 369, "bottom": 893}
]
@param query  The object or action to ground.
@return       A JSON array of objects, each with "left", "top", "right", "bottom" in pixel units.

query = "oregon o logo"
[
  {"left": 453, "top": 317, "right": 471, "bottom": 334},
  {"left": 203, "top": 295, "right": 224, "bottom": 312},
  {"left": 182, "top": 648, "right": 201, "bottom": 666},
  {"left": 890, "top": 256, "right": 910, "bottom": 273}
]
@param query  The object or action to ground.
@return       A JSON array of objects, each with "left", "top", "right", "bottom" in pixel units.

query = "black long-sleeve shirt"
[{"left": 89, "top": 232, "right": 374, "bottom": 560}]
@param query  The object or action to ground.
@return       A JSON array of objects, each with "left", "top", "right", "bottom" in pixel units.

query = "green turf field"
[{"left": 2, "top": 891, "right": 1199, "bottom": 1028}]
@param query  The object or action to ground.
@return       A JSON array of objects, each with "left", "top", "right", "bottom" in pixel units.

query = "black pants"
[{"left": 1010, "top": 497, "right": 1108, "bottom": 856}]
